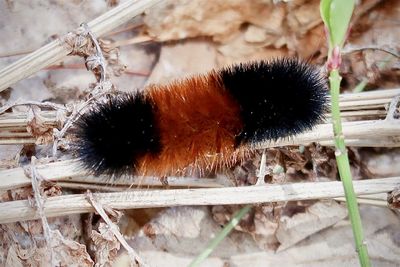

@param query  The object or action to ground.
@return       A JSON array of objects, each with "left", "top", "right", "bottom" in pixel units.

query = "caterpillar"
[{"left": 75, "top": 58, "right": 328, "bottom": 177}]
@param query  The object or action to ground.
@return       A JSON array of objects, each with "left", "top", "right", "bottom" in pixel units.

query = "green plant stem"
[
  {"left": 188, "top": 205, "right": 252, "bottom": 267},
  {"left": 329, "top": 69, "right": 371, "bottom": 267}
]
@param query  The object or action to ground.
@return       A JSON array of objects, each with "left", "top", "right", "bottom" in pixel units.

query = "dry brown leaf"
[
  {"left": 51, "top": 230, "right": 94, "bottom": 267},
  {"left": 1, "top": 215, "right": 89, "bottom": 267},
  {"left": 275, "top": 200, "right": 348, "bottom": 251},
  {"left": 388, "top": 187, "right": 400, "bottom": 209},
  {"left": 144, "top": 0, "right": 267, "bottom": 42},
  {"left": 91, "top": 222, "right": 121, "bottom": 266},
  {"left": 342, "top": 0, "right": 400, "bottom": 89},
  {"left": 26, "top": 107, "right": 54, "bottom": 144}
]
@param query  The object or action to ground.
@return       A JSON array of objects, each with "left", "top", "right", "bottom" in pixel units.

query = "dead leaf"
[
  {"left": 388, "top": 187, "right": 400, "bottom": 209},
  {"left": 51, "top": 230, "right": 94, "bottom": 267},
  {"left": 26, "top": 107, "right": 54, "bottom": 144},
  {"left": 276, "top": 200, "right": 348, "bottom": 251},
  {"left": 91, "top": 222, "right": 120, "bottom": 266}
]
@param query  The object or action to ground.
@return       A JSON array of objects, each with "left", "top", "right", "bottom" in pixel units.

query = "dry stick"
[
  {"left": 0, "top": 87, "right": 398, "bottom": 144},
  {"left": 386, "top": 95, "right": 400, "bottom": 121},
  {"left": 85, "top": 191, "right": 148, "bottom": 267},
  {"left": 256, "top": 149, "right": 267, "bottom": 185},
  {"left": 51, "top": 21, "right": 111, "bottom": 157},
  {"left": 45, "top": 63, "right": 150, "bottom": 77},
  {"left": 0, "top": 100, "right": 67, "bottom": 115},
  {"left": 28, "top": 157, "right": 56, "bottom": 265},
  {"left": 105, "top": 22, "right": 144, "bottom": 37},
  {"left": 0, "top": 92, "right": 400, "bottom": 148},
  {"left": 1, "top": 88, "right": 396, "bottom": 128},
  {"left": 0, "top": 159, "right": 228, "bottom": 191},
  {"left": 342, "top": 44, "right": 400, "bottom": 59},
  {"left": 1, "top": 119, "right": 400, "bottom": 191},
  {"left": 334, "top": 197, "right": 387, "bottom": 207},
  {"left": 255, "top": 119, "right": 400, "bottom": 148},
  {"left": 0, "top": 118, "right": 56, "bottom": 128},
  {"left": 0, "top": 0, "right": 162, "bottom": 93},
  {"left": 0, "top": 177, "right": 399, "bottom": 224},
  {"left": 108, "top": 35, "right": 154, "bottom": 50},
  {"left": 81, "top": 23, "right": 107, "bottom": 83},
  {"left": 1, "top": 88, "right": 397, "bottom": 126}
]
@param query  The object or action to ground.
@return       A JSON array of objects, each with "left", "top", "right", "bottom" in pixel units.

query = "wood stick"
[
  {"left": 0, "top": 0, "right": 162, "bottom": 92},
  {"left": 1, "top": 89, "right": 398, "bottom": 145},
  {"left": 0, "top": 177, "right": 398, "bottom": 224},
  {"left": 255, "top": 119, "right": 400, "bottom": 148},
  {"left": 0, "top": 159, "right": 228, "bottom": 191},
  {"left": 1, "top": 118, "right": 400, "bottom": 191}
]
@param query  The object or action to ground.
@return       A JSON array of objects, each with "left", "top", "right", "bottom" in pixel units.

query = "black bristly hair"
[
  {"left": 219, "top": 58, "right": 328, "bottom": 145},
  {"left": 74, "top": 93, "right": 161, "bottom": 176}
]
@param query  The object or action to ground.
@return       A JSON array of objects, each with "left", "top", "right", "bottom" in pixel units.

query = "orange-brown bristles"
[
  {"left": 74, "top": 58, "right": 328, "bottom": 177},
  {"left": 140, "top": 71, "right": 248, "bottom": 176}
]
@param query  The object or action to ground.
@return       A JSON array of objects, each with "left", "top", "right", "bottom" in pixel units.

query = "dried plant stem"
[
  {"left": 334, "top": 197, "right": 388, "bottom": 207},
  {"left": 0, "top": 177, "right": 398, "bottom": 224},
  {"left": 1, "top": 88, "right": 396, "bottom": 127},
  {"left": 0, "top": 0, "right": 162, "bottom": 92},
  {"left": 1, "top": 89, "right": 397, "bottom": 145},
  {"left": 85, "top": 191, "right": 148, "bottom": 267},
  {"left": 255, "top": 119, "right": 400, "bottom": 148},
  {"left": 0, "top": 159, "right": 229, "bottom": 191},
  {"left": 29, "top": 157, "right": 56, "bottom": 264},
  {"left": 0, "top": 100, "right": 67, "bottom": 115}
]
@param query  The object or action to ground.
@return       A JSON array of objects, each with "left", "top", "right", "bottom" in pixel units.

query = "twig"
[
  {"left": 254, "top": 119, "right": 400, "bottom": 148},
  {"left": 85, "top": 191, "right": 148, "bottom": 267},
  {"left": 105, "top": 22, "right": 144, "bottom": 37},
  {"left": 342, "top": 44, "right": 400, "bottom": 58},
  {"left": 107, "top": 36, "right": 154, "bottom": 50},
  {"left": 0, "top": 99, "right": 67, "bottom": 115},
  {"left": 0, "top": 0, "right": 162, "bottom": 92},
  {"left": 45, "top": 63, "right": 150, "bottom": 77},
  {"left": 28, "top": 157, "right": 56, "bottom": 265},
  {"left": 1, "top": 88, "right": 398, "bottom": 145},
  {"left": 52, "top": 88, "right": 110, "bottom": 157},
  {"left": 0, "top": 159, "right": 228, "bottom": 191},
  {"left": 51, "top": 21, "right": 113, "bottom": 157},
  {"left": 256, "top": 149, "right": 267, "bottom": 185},
  {"left": 0, "top": 177, "right": 398, "bottom": 224},
  {"left": 0, "top": 48, "right": 35, "bottom": 58},
  {"left": 385, "top": 95, "right": 400, "bottom": 121},
  {"left": 334, "top": 197, "right": 388, "bottom": 207},
  {"left": 81, "top": 23, "right": 107, "bottom": 83}
]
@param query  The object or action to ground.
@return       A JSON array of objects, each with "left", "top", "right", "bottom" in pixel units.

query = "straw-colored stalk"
[
  {"left": 0, "top": 0, "right": 162, "bottom": 93},
  {"left": 0, "top": 177, "right": 398, "bottom": 224}
]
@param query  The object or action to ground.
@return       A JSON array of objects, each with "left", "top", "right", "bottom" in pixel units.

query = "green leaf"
[
  {"left": 320, "top": 0, "right": 355, "bottom": 49},
  {"left": 320, "top": 0, "right": 332, "bottom": 31},
  {"left": 329, "top": 0, "right": 355, "bottom": 47},
  {"left": 320, "top": 0, "right": 333, "bottom": 48}
]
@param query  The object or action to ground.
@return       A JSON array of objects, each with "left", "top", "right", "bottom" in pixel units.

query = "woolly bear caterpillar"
[{"left": 75, "top": 58, "right": 328, "bottom": 177}]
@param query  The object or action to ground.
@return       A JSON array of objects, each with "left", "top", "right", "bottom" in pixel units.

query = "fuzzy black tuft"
[
  {"left": 220, "top": 58, "right": 328, "bottom": 145},
  {"left": 74, "top": 93, "right": 161, "bottom": 176}
]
